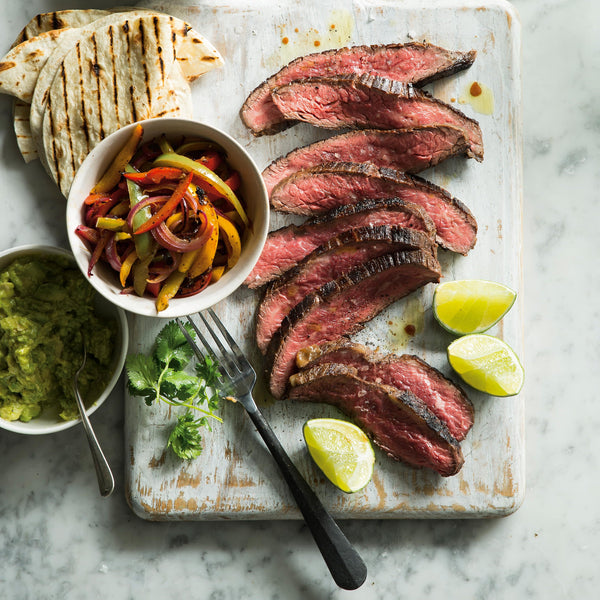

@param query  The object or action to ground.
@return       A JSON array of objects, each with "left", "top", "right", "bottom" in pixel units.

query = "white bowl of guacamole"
[{"left": 0, "top": 245, "right": 128, "bottom": 435}]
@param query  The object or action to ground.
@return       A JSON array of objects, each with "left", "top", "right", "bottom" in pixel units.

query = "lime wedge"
[
  {"left": 303, "top": 418, "right": 375, "bottom": 493},
  {"left": 447, "top": 334, "right": 524, "bottom": 397},
  {"left": 433, "top": 279, "right": 517, "bottom": 335}
]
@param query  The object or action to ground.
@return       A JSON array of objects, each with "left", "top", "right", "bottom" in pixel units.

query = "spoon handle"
[{"left": 73, "top": 385, "right": 115, "bottom": 497}]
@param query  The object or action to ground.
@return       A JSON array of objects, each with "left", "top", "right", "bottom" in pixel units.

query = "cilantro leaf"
[
  {"left": 167, "top": 411, "right": 204, "bottom": 460},
  {"left": 126, "top": 354, "right": 160, "bottom": 403},
  {"left": 160, "top": 369, "right": 202, "bottom": 402},
  {"left": 127, "top": 320, "right": 224, "bottom": 460},
  {"left": 155, "top": 321, "right": 194, "bottom": 370}
]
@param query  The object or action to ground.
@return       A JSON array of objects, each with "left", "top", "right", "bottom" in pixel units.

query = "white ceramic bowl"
[
  {"left": 0, "top": 245, "right": 128, "bottom": 435},
  {"left": 66, "top": 118, "right": 269, "bottom": 318}
]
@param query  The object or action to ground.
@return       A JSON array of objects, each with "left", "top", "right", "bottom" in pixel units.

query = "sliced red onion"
[
  {"left": 74, "top": 225, "right": 99, "bottom": 245},
  {"left": 104, "top": 234, "right": 122, "bottom": 272},
  {"left": 151, "top": 218, "right": 213, "bottom": 253},
  {"left": 126, "top": 195, "right": 169, "bottom": 231}
]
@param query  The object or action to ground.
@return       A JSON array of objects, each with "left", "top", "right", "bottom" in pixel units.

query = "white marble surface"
[{"left": 0, "top": 1, "right": 598, "bottom": 598}]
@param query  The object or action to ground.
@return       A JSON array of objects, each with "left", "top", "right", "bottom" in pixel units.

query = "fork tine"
[
  {"left": 176, "top": 318, "right": 205, "bottom": 363},
  {"left": 186, "top": 315, "right": 237, "bottom": 379},
  {"left": 205, "top": 308, "right": 246, "bottom": 364},
  {"left": 180, "top": 317, "right": 231, "bottom": 389},
  {"left": 198, "top": 312, "right": 240, "bottom": 374}
]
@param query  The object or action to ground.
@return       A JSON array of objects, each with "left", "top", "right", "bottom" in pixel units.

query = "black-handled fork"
[{"left": 176, "top": 309, "right": 367, "bottom": 590}]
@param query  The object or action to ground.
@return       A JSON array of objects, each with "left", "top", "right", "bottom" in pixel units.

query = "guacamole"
[{"left": 0, "top": 254, "right": 115, "bottom": 422}]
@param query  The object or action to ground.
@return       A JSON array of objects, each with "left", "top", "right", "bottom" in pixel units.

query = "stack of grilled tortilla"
[{"left": 0, "top": 8, "right": 223, "bottom": 197}]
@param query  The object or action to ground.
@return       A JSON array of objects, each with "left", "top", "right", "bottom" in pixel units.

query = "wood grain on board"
[{"left": 125, "top": 0, "right": 523, "bottom": 520}]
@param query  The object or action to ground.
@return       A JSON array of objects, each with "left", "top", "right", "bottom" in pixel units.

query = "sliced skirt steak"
[
  {"left": 244, "top": 197, "right": 435, "bottom": 289},
  {"left": 266, "top": 249, "right": 441, "bottom": 399},
  {"left": 270, "top": 162, "right": 477, "bottom": 254},
  {"left": 271, "top": 74, "right": 483, "bottom": 160},
  {"left": 241, "top": 42, "right": 476, "bottom": 136},
  {"left": 288, "top": 363, "right": 464, "bottom": 477},
  {"left": 261, "top": 126, "right": 470, "bottom": 195},
  {"left": 295, "top": 339, "right": 474, "bottom": 441},
  {"left": 256, "top": 226, "right": 436, "bottom": 353}
]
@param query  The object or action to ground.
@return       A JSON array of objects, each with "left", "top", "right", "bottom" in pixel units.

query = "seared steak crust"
[
  {"left": 295, "top": 339, "right": 474, "bottom": 441},
  {"left": 271, "top": 74, "right": 483, "bottom": 160},
  {"left": 256, "top": 226, "right": 436, "bottom": 354},
  {"left": 270, "top": 161, "right": 477, "bottom": 254},
  {"left": 266, "top": 249, "right": 441, "bottom": 399},
  {"left": 241, "top": 42, "right": 476, "bottom": 136},
  {"left": 288, "top": 363, "right": 464, "bottom": 477},
  {"left": 244, "top": 197, "right": 435, "bottom": 289},
  {"left": 261, "top": 126, "right": 469, "bottom": 195}
]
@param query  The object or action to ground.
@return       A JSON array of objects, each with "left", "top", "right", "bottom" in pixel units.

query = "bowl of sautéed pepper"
[{"left": 66, "top": 118, "right": 269, "bottom": 317}]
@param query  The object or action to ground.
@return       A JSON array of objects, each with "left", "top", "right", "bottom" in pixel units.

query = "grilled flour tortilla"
[
  {"left": 40, "top": 12, "right": 197, "bottom": 195},
  {"left": 12, "top": 9, "right": 111, "bottom": 46},
  {"left": 0, "top": 28, "right": 73, "bottom": 102},
  {"left": 0, "top": 9, "right": 223, "bottom": 195}
]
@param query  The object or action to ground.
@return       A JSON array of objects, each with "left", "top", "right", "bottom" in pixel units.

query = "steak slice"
[
  {"left": 295, "top": 340, "right": 474, "bottom": 441},
  {"left": 256, "top": 226, "right": 436, "bottom": 354},
  {"left": 262, "top": 126, "right": 469, "bottom": 195},
  {"left": 266, "top": 249, "right": 441, "bottom": 399},
  {"left": 288, "top": 363, "right": 464, "bottom": 477},
  {"left": 244, "top": 198, "right": 435, "bottom": 289},
  {"left": 240, "top": 42, "right": 476, "bottom": 136},
  {"left": 270, "top": 162, "right": 477, "bottom": 254},
  {"left": 271, "top": 74, "right": 483, "bottom": 161}
]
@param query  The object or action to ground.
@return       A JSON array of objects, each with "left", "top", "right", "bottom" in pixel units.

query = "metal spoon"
[{"left": 72, "top": 339, "right": 115, "bottom": 497}]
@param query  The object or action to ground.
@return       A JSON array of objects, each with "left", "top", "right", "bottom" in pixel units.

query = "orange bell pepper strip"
[
  {"left": 134, "top": 171, "right": 193, "bottom": 235},
  {"left": 92, "top": 124, "right": 143, "bottom": 194}
]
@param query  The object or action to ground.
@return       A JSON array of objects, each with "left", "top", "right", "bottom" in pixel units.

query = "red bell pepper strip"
[
  {"left": 196, "top": 151, "right": 222, "bottom": 172},
  {"left": 224, "top": 171, "right": 241, "bottom": 193},
  {"left": 87, "top": 230, "right": 111, "bottom": 276},
  {"left": 123, "top": 167, "right": 182, "bottom": 186},
  {"left": 133, "top": 171, "right": 193, "bottom": 235},
  {"left": 176, "top": 271, "right": 212, "bottom": 298}
]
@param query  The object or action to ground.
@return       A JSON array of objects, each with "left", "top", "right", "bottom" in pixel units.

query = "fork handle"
[{"left": 243, "top": 397, "right": 367, "bottom": 590}]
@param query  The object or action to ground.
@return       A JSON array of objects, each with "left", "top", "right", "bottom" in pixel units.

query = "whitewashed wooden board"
[{"left": 124, "top": 0, "right": 523, "bottom": 519}]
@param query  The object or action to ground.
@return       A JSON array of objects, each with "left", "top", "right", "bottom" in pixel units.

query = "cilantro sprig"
[{"left": 126, "top": 321, "right": 223, "bottom": 460}]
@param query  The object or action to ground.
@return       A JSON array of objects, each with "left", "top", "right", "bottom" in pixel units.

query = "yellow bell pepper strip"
[
  {"left": 125, "top": 165, "right": 154, "bottom": 260},
  {"left": 174, "top": 140, "right": 218, "bottom": 155},
  {"left": 165, "top": 211, "right": 184, "bottom": 230},
  {"left": 95, "top": 217, "right": 126, "bottom": 231},
  {"left": 109, "top": 200, "right": 130, "bottom": 217},
  {"left": 156, "top": 270, "right": 186, "bottom": 312},
  {"left": 92, "top": 124, "right": 143, "bottom": 194},
  {"left": 158, "top": 136, "right": 175, "bottom": 155},
  {"left": 114, "top": 232, "right": 132, "bottom": 242},
  {"left": 217, "top": 214, "right": 242, "bottom": 270},
  {"left": 188, "top": 199, "right": 219, "bottom": 277},
  {"left": 153, "top": 153, "right": 249, "bottom": 227},
  {"left": 119, "top": 249, "right": 138, "bottom": 287},
  {"left": 178, "top": 250, "right": 199, "bottom": 274},
  {"left": 211, "top": 265, "right": 226, "bottom": 282},
  {"left": 134, "top": 171, "right": 193, "bottom": 235},
  {"left": 133, "top": 250, "right": 156, "bottom": 296}
]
